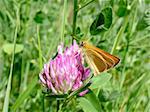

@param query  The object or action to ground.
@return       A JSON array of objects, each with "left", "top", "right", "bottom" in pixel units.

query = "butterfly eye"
[{"left": 80, "top": 42, "right": 84, "bottom": 47}]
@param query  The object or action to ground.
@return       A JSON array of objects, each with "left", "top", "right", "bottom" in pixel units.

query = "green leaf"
[
  {"left": 85, "top": 90, "right": 101, "bottom": 111},
  {"left": 2, "top": 43, "right": 24, "bottom": 55},
  {"left": 116, "top": 0, "right": 128, "bottom": 17},
  {"left": 75, "top": 27, "right": 84, "bottom": 40},
  {"left": 34, "top": 11, "right": 46, "bottom": 24},
  {"left": 76, "top": 27, "right": 81, "bottom": 34},
  {"left": 78, "top": 97, "right": 98, "bottom": 112},
  {"left": 136, "top": 10, "right": 150, "bottom": 31},
  {"left": 90, "top": 7, "right": 112, "bottom": 35},
  {"left": 90, "top": 72, "right": 112, "bottom": 89},
  {"left": 98, "top": 89, "right": 109, "bottom": 102},
  {"left": 98, "top": 90, "right": 120, "bottom": 102},
  {"left": 108, "top": 90, "right": 120, "bottom": 101}
]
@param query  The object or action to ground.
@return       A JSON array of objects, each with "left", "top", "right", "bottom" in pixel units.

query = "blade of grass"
[
  {"left": 37, "top": 25, "right": 43, "bottom": 69},
  {"left": 11, "top": 76, "right": 38, "bottom": 111},
  {"left": 144, "top": 87, "right": 150, "bottom": 112},
  {"left": 111, "top": 16, "right": 129, "bottom": 54},
  {"left": 111, "top": 0, "right": 137, "bottom": 54},
  {"left": 11, "top": 23, "right": 43, "bottom": 112},
  {"left": 37, "top": 25, "right": 45, "bottom": 112},
  {"left": 127, "top": 73, "right": 148, "bottom": 111},
  {"left": 72, "top": 0, "right": 78, "bottom": 43},
  {"left": 130, "top": 34, "right": 150, "bottom": 44},
  {"left": 3, "top": 26, "right": 18, "bottom": 112},
  {"left": 20, "top": 54, "right": 25, "bottom": 93},
  {"left": 5, "top": 10, "right": 15, "bottom": 26},
  {"left": 2, "top": 5, "right": 19, "bottom": 112},
  {"left": 60, "top": 0, "right": 67, "bottom": 43},
  {"left": 119, "top": 36, "right": 129, "bottom": 89},
  {"left": 20, "top": 59, "right": 30, "bottom": 93},
  {"left": 23, "top": 62, "right": 30, "bottom": 91}
]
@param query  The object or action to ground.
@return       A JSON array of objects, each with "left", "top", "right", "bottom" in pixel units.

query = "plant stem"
[
  {"left": 72, "top": 0, "right": 78, "bottom": 43},
  {"left": 60, "top": 0, "right": 67, "bottom": 43},
  {"left": 37, "top": 25, "right": 44, "bottom": 112},
  {"left": 23, "top": 62, "right": 30, "bottom": 91},
  {"left": 120, "top": 36, "right": 129, "bottom": 89},
  {"left": 3, "top": 25, "right": 18, "bottom": 112},
  {"left": 37, "top": 25, "right": 43, "bottom": 69},
  {"left": 111, "top": 16, "right": 129, "bottom": 54},
  {"left": 111, "top": 0, "right": 136, "bottom": 54},
  {"left": 42, "top": 94, "right": 45, "bottom": 112},
  {"left": 57, "top": 99, "right": 60, "bottom": 112}
]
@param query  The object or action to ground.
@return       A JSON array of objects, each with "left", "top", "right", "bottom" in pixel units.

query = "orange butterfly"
[{"left": 80, "top": 41, "right": 120, "bottom": 76}]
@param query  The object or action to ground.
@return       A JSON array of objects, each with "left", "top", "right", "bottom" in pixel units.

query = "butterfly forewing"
[
  {"left": 84, "top": 49, "right": 107, "bottom": 75},
  {"left": 82, "top": 42, "right": 120, "bottom": 76}
]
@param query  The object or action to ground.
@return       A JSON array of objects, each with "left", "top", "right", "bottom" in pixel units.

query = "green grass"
[{"left": 0, "top": 0, "right": 150, "bottom": 112}]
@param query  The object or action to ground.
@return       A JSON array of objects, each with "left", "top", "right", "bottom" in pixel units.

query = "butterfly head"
[{"left": 80, "top": 41, "right": 87, "bottom": 48}]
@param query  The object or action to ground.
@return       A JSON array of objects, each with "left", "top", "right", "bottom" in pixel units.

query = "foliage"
[{"left": 0, "top": 0, "right": 150, "bottom": 112}]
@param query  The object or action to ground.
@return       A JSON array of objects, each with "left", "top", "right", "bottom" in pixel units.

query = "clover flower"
[{"left": 39, "top": 41, "right": 90, "bottom": 95}]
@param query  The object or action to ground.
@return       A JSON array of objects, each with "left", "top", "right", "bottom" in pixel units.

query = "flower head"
[{"left": 39, "top": 41, "right": 90, "bottom": 95}]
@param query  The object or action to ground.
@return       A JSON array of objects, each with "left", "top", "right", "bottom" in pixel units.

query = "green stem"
[
  {"left": 37, "top": 25, "right": 44, "bottom": 111},
  {"left": 23, "top": 62, "right": 30, "bottom": 91},
  {"left": 37, "top": 25, "right": 43, "bottom": 69},
  {"left": 12, "top": 25, "right": 41, "bottom": 111},
  {"left": 20, "top": 54, "right": 25, "bottom": 93},
  {"left": 72, "top": 0, "right": 78, "bottom": 43},
  {"left": 111, "top": 16, "right": 129, "bottom": 54},
  {"left": 57, "top": 99, "right": 66, "bottom": 112},
  {"left": 57, "top": 99, "right": 60, "bottom": 112},
  {"left": 42, "top": 94, "right": 45, "bottom": 112},
  {"left": 111, "top": 0, "right": 137, "bottom": 54},
  {"left": 3, "top": 6, "right": 19, "bottom": 112},
  {"left": 120, "top": 37, "right": 129, "bottom": 89},
  {"left": 3, "top": 27, "right": 18, "bottom": 112},
  {"left": 60, "top": 0, "right": 67, "bottom": 43}
]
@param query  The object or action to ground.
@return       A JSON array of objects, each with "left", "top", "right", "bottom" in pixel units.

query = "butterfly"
[{"left": 80, "top": 41, "right": 120, "bottom": 76}]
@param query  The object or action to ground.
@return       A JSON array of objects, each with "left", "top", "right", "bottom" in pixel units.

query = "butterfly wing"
[
  {"left": 84, "top": 49, "right": 107, "bottom": 75},
  {"left": 82, "top": 42, "right": 120, "bottom": 76}
]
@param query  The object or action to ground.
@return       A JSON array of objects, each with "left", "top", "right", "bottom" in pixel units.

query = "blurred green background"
[{"left": 0, "top": 0, "right": 150, "bottom": 112}]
